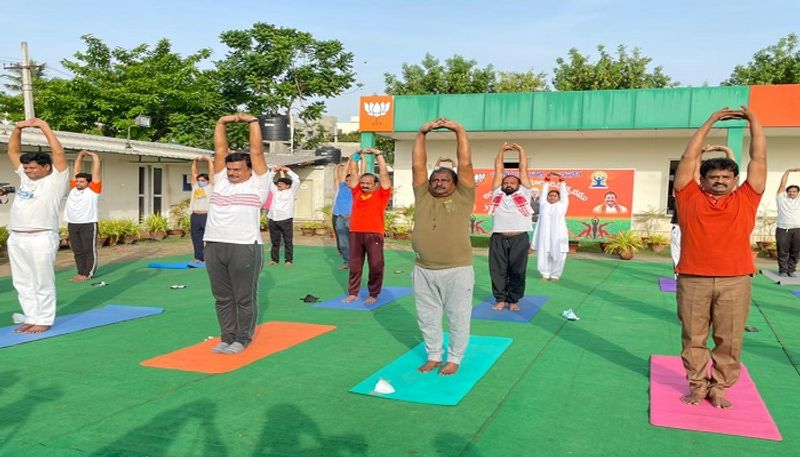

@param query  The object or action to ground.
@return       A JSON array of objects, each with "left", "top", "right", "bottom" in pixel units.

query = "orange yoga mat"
[{"left": 141, "top": 321, "right": 336, "bottom": 374}]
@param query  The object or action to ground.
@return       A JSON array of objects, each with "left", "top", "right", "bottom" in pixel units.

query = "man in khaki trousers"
[{"left": 673, "top": 106, "right": 766, "bottom": 409}]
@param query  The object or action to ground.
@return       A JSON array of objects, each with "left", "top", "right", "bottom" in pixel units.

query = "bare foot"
[
  {"left": 72, "top": 275, "right": 90, "bottom": 282},
  {"left": 492, "top": 301, "right": 507, "bottom": 311},
  {"left": 364, "top": 296, "right": 378, "bottom": 305},
  {"left": 708, "top": 388, "right": 733, "bottom": 409},
  {"left": 14, "top": 324, "right": 33, "bottom": 333},
  {"left": 418, "top": 360, "right": 442, "bottom": 373},
  {"left": 680, "top": 387, "right": 708, "bottom": 405},
  {"left": 343, "top": 295, "right": 358, "bottom": 303},
  {"left": 25, "top": 325, "right": 51, "bottom": 334},
  {"left": 551, "top": 277, "right": 560, "bottom": 282},
  {"left": 541, "top": 277, "right": 549, "bottom": 282},
  {"left": 268, "top": 261, "right": 278, "bottom": 266},
  {"left": 337, "top": 264, "right": 349, "bottom": 270},
  {"left": 439, "top": 362, "right": 460, "bottom": 376},
  {"left": 508, "top": 303, "right": 521, "bottom": 311},
  {"left": 285, "top": 262, "right": 292, "bottom": 268}
]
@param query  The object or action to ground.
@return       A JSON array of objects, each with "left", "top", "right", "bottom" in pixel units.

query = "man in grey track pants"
[
  {"left": 411, "top": 118, "right": 475, "bottom": 376},
  {"left": 204, "top": 113, "right": 270, "bottom": 354}
]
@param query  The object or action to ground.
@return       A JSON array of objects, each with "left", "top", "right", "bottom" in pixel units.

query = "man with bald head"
[{"left": 411, "top": 118, "right": 475, "bottom": 376}]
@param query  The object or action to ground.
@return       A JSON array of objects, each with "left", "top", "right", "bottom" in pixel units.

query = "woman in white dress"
[{"left": 532, "top": 172, "right": 569, "bottom": 281}]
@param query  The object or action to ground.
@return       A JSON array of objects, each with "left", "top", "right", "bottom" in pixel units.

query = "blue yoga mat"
[
  {"left": 0, "top": 305, "right": 164, "bottom": 348},
  {"left": 313, "top": 287, "right": 412, "bottom": 311},
  {"left": 792, "top": 290, "right": 800, "bottom": 298},
  {"left": 350, "top": 334, "right": 512, "bottom": 405},
  {"left": 471, "top": 295, "right": 548, "bottom": 323},
  {"left": 147, "top": 261, "right": 205, "bottom": 269}
]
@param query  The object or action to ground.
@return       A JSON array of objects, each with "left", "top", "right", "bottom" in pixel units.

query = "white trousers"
[
  {"left": 8, "top": 230, "right": 60, "bottom": 325},
  {"left": 671, "top": 224, "right": 681, "bottom": 271},
  {"left": 538, "top": 251, "right": 567, "bottom": 279},
  {"left": 413, "top": 264, "right": 474, "bottom": 365}
]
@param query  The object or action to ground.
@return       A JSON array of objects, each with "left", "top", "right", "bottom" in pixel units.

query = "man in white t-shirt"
[
  {"left": 266, "top": 165, "right": 301, "bottom": 266},
  {"left": 488, "top": 143, "right": 533, "bottom": 312},
  {"left": 776, "top": 168, "right": 800, "bottom": 277},
  {"left": 204, "top": 113, "right": 270, "bottom": 354},
  {"left": 6, "top": 118, "right": 69, "bottom": 334},
  {"left": 64, "top": 150, "right": 102, "bottom": 282}
]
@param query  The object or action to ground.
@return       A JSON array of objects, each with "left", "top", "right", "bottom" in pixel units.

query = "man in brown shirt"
[{"left": 411, "top": 118, "right": 475, "bottom": 376}]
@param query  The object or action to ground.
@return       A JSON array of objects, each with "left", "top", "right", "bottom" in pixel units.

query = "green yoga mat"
[{"left": 349, "top": 334, "right": 512, "bottom": 406}]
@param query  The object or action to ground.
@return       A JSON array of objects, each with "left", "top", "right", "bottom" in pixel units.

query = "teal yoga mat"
[{"left": 349, "top": 334, "right": 512, "bottom": 406}]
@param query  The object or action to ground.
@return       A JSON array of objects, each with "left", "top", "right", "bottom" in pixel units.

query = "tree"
[
  {"left": 496, "top": 70, "right": 548, "bottom": 92},
  {"left": 1, "top": 59, "right": 47, "bottom": 93},
  {"left": 30, "top": 35, "right": 226, "bottom": 148},
  {"left": 552, "top": 45, "right": 676, "bottom": 91},
  {"left": 724, "top": 33, "right": 800, "bottom": 85},
  {"left": 385, "top": 53, "right": 496, "bottom": 95},
  {"left": 214, "top": 22, "right": 356, "bottom": 122}
]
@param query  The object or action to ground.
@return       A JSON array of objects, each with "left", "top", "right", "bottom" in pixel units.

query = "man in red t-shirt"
[
  {"left": 343, "top": 148, "right": 392, "bottom": 305},
  {"left": 673, "top": 106, "right": 766, "bottom": 409}
]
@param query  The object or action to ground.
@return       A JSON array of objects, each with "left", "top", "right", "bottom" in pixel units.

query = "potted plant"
[
  {"left": 58, "top": 226, "right": 70, "bottom": 249},
  {"left": 647, "top": 233, "right": 670, "bottom": 254},
  {"left": 392, "top": 225, "right": 412, "bottom": 240},
  {"left": 766, "top": 241, "right": 778, "bottom": 258},
  {"left": 144, "top": 213, "right": 169, "bottom": 240},
  {"left": 0, "top": 225, "right": 8, "bottom": 257},
  {"left": 167, "top": 199, "right": 190, "bottom": 237},
  {"left": 119, "top": 218, "right": 140, "bottom": 244},
  {"left": 96, "top": 219, "right": 112, "bottom": 247},
  {"left": 299, "top": 221, "right": 317, "bottom": 236},
  {"left": 634, "top": 207, "right": 666, "bottom": 244},
  {"left": 603, "top": 230, "right": 644, "bottom": 260},
  {"left": 568, "top": 240, "right": 580, "bottom": 253}
]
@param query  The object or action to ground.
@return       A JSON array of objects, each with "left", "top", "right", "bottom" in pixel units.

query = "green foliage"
[
  {"left": 260, "top": 213, "right": 269, "bottom": 231},
  {"left": 553, "top": 45, "right": 677, "bottom": 91},
  {"left": 118, "top": 218, "right": 141, "bottom": 238},
  {"left": 318, "top": 205, "right": 333, "bottom": 229},
  {"left": 98, "top": 218, "right": 125, "bottom": 243},
  {"left": 603, "top": 230, "right": 644, "bottom": 255},
  {"left": 1, "top": 59, "right": 46, "bottom": 93},
  {"left": 168, "top": 198, "right": 191, "bottom": 229},
  {"left": 215, "top": 22, "right": 356, "bottom": 122},
  {"left": 144, "top": 213, "right": 169, "bottom": 233},
  {"left": 0, "top": 225, "right": 8, "bottom": 248},
  {"left": 179, "top": 215, "right": 191, "bottom": 233},
  {"left": 647, "top": 233, "right": 669, "bottom": 245},
  {"left": 724, "top": 33, "right": 800, "bottom": 85},
  {"left": 496, "top": 70, "right": 548, "bottom": 92},
  {"left": 31, "top": 35, "right": 225, "bottom": 149},
  {"left": 385, "top": 53, "right": 496, "bottom": 95}
]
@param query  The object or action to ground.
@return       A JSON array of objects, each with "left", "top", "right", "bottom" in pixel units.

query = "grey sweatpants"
[
  {"left": 412, "top": 264, "right": 474, "bottom": 365},
  {"left": 205, "top": 241, "right": 264, "bottom": 346}
]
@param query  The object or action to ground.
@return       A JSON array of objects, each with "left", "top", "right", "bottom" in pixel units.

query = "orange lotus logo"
[{"left": 360, "top": 96, "right": 394, "bottom": 132}]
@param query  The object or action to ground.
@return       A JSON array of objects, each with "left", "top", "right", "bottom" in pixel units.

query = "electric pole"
[{"left": 3, "top": 42, "right": 44, "bottom": 120}]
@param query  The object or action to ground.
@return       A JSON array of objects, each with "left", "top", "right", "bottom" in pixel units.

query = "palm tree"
[{"left": 2, "top": 60, "right": 46, "bottom": 93}]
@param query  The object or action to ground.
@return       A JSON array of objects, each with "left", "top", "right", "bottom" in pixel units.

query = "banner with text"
[{"left": 470, "top": 168, "right": 635, "bottom": 240}]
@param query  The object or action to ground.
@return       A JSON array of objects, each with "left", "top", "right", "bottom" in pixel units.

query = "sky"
[{"left": 1, "top": 1, "right": 798, "bottom": 122}]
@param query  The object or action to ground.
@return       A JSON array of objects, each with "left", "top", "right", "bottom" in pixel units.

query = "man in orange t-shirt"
[
  {"left": 673, "top": 106, "right": 766, "bottom": 409},
  {"left": 343, "top": 149, "right": 392, "bottom": 305}
]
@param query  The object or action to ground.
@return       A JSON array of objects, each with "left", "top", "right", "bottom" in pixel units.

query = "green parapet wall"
[{"left": 391, "top": 86, "right": 751, "bottom": 132}]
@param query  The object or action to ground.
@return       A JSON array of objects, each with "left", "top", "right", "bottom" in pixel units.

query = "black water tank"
[
  {"left": 315, "top": 146, "right": 342, "bottom": 165},
  {"left": 258, "top": 113, "right": 291, "bottom": 142}
]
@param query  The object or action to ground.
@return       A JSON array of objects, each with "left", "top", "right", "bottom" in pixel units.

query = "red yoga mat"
[
  {"left": 141, "top": 321, "right": 336, "bottom": 374},
  {"left": 649, "top": 355, "right": 782, "bottom": 441}
]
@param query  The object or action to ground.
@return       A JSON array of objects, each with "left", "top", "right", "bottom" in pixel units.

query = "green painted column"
[
  {"left": 360, "top": 132, "right": 376, "bottom": 172},
  {"left": 726, "top": 127, "right": 744, "bottom": 164}
]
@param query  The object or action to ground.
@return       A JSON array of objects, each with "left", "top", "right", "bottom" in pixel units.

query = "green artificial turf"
[{"left": 0, "top": 246, "right": 797, "bottom": 456}]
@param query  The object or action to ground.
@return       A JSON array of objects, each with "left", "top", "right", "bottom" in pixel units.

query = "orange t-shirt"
[
  {"left": 70, "top": 180, "right": 102, "bottom": 193},
  {"left": 675, "top": 181, "right": 762, "bottom": 276},
  {"left": 350, "top": 186, "right": 391, "bottom": 234}
]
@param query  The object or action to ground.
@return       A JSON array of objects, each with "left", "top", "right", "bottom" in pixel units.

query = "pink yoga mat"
[{"left": 649, "top": 355, "right": 782, "bottom": 441}]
